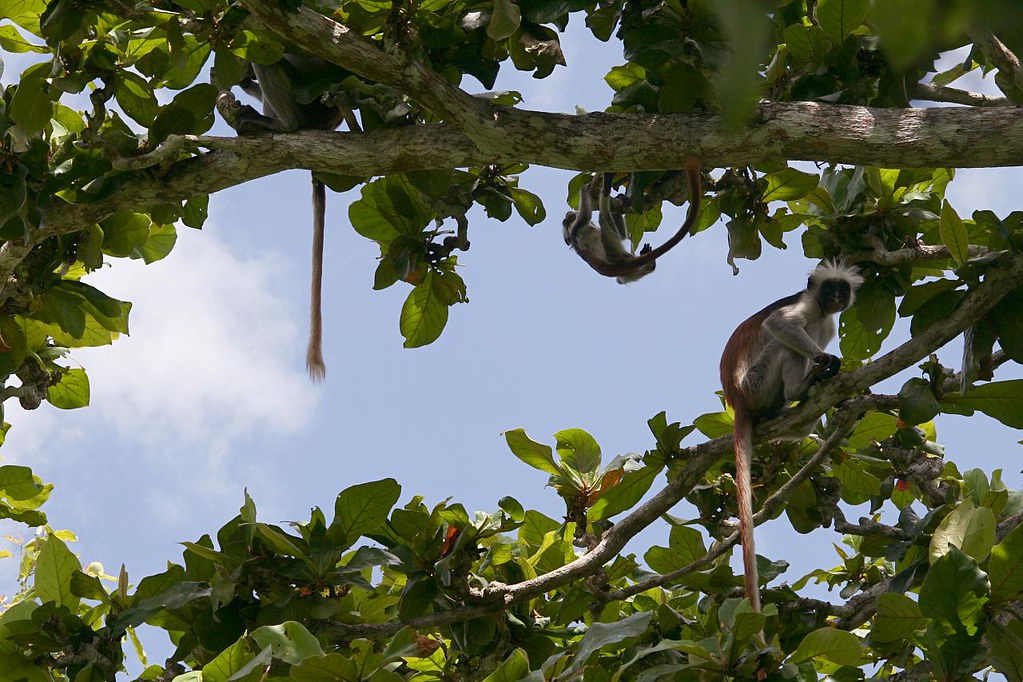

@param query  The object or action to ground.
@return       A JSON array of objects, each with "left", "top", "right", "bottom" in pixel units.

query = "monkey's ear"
[{"left": 806, "top": 276, "right": 814, "bottom": 290}]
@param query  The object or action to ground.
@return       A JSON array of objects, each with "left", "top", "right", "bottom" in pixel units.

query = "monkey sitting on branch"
[
  {"left": 719, "top": 259, "right": 864, "bottom": 611},
  {"left": 562, "top": 160, "right": 701, "bottom": 283}
]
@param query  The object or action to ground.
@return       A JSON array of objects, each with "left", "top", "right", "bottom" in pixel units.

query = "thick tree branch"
[{"left": 31, "top": 103, "right": 1023, "bottom": 244}]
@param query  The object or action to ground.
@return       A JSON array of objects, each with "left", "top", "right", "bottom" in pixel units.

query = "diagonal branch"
[
  {"left": 239, "top": 0, "right": 501, "bottom": 145},
  {"left": 605, "top": 401, "right": 866, "bottom": 602},
  {"left": 970, "top": 29, "right": 1023, "bottom": 98},
  {"left": 319, "top": 253, "right": 1022, "bottom": 639}
]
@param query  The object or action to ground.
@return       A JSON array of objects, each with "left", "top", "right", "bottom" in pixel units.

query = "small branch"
[
  {"left": 848, "top": 243, "right": 988, "bottom": 266},
  {"left": 971, "top": 30, "right": 1023, "bottom": 98},
  {"left": 833, "top": 515, "right": 912, "bottom": 540},
  {"left": 997, "top": 511, "right": 1023, "bottom": 542},
  {"left": 885, "top": 443, "right": 950, "bottom": 508},
  {"left": 914, "top": 82, "right": 1009, "bottom": 107},
  {"left": 110, "top": 136, "right": 189, "bottom": 171},
  {"left": 834, "top": 576, "right": 894, "bottom": 630}
]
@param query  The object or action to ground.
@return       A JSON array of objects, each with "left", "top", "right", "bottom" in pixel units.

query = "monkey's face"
[{"left": 816, "top": 279, "right": 851, "bottom": 313}]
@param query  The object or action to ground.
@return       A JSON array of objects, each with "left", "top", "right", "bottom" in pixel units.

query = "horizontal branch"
[{"left": 35, "top": 102, "right": 1023, "bottom": 242}]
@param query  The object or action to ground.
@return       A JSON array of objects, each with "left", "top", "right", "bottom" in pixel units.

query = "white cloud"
[{"left": 4, "top": 222, "right": 318, "bottom": 478}]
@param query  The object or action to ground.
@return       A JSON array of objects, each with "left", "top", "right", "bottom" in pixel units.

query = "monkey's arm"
[
  {"left": 762, "top": 305, "right": 828, "bottom": 360},
  {"left": 597, "top": 180, "right": 632, "bottom": 263}
]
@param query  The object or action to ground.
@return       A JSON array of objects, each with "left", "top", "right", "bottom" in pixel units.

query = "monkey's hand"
[{"left": 812, "top": 353, "right": 842, "bottom": 380}]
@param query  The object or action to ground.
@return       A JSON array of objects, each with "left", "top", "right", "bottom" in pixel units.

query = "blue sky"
[{"left": 1, "top": 17, "right": 1022, "bottom": 671}]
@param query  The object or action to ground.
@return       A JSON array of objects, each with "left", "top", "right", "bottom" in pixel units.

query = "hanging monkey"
[
  {"left": 562, "top": 160, "right": 701, "bottom": 283},
  {"left": 719, "top": 260, "right": 863, "bottom": 610}
]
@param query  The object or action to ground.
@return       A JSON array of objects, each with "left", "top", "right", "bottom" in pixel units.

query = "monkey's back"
[{"left": 720, "top": 292, "right": 802, "bottom": 418}]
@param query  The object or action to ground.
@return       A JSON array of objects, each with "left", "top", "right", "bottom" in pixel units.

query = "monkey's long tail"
[
  {"left": 734, "top": 410, "right": 761, "bottom": 612},
  {"left": 306, "top": 177, "right": 327, "bottom": 381}
]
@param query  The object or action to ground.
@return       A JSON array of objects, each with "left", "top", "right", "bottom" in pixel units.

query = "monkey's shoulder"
[{"left": 752, "top": 291, "right": 803, "bottom": 320}]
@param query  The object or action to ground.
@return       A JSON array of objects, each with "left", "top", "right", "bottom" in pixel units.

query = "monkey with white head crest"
[{"left": 719, "top": 259, "right": 864, "bottom": 611}]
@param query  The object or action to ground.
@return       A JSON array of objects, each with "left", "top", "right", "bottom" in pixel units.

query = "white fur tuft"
[{"left": 810, "top": 259, "right": 864, "bottom": 289}]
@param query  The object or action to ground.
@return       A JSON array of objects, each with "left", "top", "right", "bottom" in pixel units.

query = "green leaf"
[
  {"left": 35, "top": 534, "right": 80, "bottom": 609},
  {"left": 0, "top": 465, "right": 49, "bottom": 502},
  {"left": 287, "top": 653, "right": 359, "bottom": 681},
  {"left": 400, "top": 276, "right": 448, "bottom": 348},
  {"left": 919, "top": 546, "right": 989, "bottom": 629},
  {"left": 149, "top": 82, "right": 218, "bottom": 143},
  {"left": 987, "top": 622, "right": 1023, "bottom": 682},
  {"left": 644, "top": 545, "right": 684, "bottom": 575},
  {"left": 138, "top": 224, "right": 177, "bottom": 264},
  {"left": 816, "top": 0, "right": 870, "bottom": 44},
  {"left": 201, "top": 640, "right": 253, "bottom": 682},
  {"left": 840, "top": 279, "right": 896, "bottom": 360},
  {"left": 487, "top": 0, "right": 521, "bottom": 41},
  {"left": 509, "top": 187, "right": 545, "bottom": 225},
  {"left": 846, "top": 412, "right": 899, "bottom": 450},
  {"left": 568, "top": 611, "right": 652, "bottom": 674},
  {"left": 871, "top": 593, "right": 928, "bottom": 643},
  {"left": 481, "top": 649, "right": 529, "bottom": 682},
  {"left": 873, "top": 0, "right": 934, "bottom": 70},
  {"left": 711, "top": 0, "right": 770, "bottom": 126},
  {"left": 69, "top": 570, "right": 110, "bottom": 602},
  {"left": 504, "top": 429, "right": 560, "bottom": 475},
  {"left": 939, "top": 200, "right": 969, "bottom": 266},
  {"left": 898, "top": 378, "right": 940, "bottom": 426},
  {"left": 783, "top": 23, "right": 830, "bottom": 62},
  {"left": 554, "top": 428, "right": 601, "bottom": 475},
  {"left": 790, "top": 627, "right": 861, "bottom": 666},
  {"left": 589, "top": 464, "right": 659, "bottom": 521},
  {"left": 763, "top": 168, "right": 820, "bottom": 202},
  {"left": 944, "top": 380, "right": 1023, "bottom": 429},
  {"left": 47, "top": 368, "right": 90, "bottom": 409},
  {"left": 989, "top": 522, "right": 1023, "bottom": 602},
  {"left": 116, "top": 71, "right": 160, "bottom": 127},
  {"left": 10, "top": 74, "right": 52, "bottom": 137},
  {"left": 331, "top": 479, "right": 401, "bottom": 548},
  {"left": 930, "top": 499, "right": 996, "bottom": 564},
  {"left": 101, "top": 212, "right": 151, "bottom": 257},
  {"left": 0, "top": 24, "right": 45, "bottom": 52},
  {"left": 350, "top": 177, "right": 429, "bottom": 241},
  {"left": 249, "top": 621, "right": 323, "bottom": 665}
]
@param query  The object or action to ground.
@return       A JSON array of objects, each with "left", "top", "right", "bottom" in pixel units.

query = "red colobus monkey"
[
  {"left": 562, "top": 160, "right": 701, "bottom": 283},
  {"left": 719, "top": 260, "right": 864, "bottom": 611},
  {"left": 218, "top": 54, "right": 348, "bottom": 380}
]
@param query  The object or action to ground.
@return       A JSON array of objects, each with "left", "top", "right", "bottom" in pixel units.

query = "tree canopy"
[{"left": 4, "top": 0, "right": 1023, "bottom": 680}]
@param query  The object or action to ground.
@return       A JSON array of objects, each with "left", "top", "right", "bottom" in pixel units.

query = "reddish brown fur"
[{"left": 719, "top": 291, "right": 801, "bottom": 613}]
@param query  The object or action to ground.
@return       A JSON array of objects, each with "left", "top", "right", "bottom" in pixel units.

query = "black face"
[{"left": 812, "top": 278, "right": 851, "bottom": 314}]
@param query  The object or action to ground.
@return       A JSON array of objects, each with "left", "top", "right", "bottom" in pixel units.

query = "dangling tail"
[
  {"left": 733, "top": 410, "right": 761, "bottom": 612},
  {"left": 306, "top": 177, "right": 327, "bottom": 381}
]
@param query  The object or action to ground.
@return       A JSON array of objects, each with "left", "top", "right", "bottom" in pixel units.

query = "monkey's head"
[
  {"left": 562, "top": 211, "right": 578, "bottom": 244},
  {"left": 808, "top": 260, "right": 864, "bottom": 314}
]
